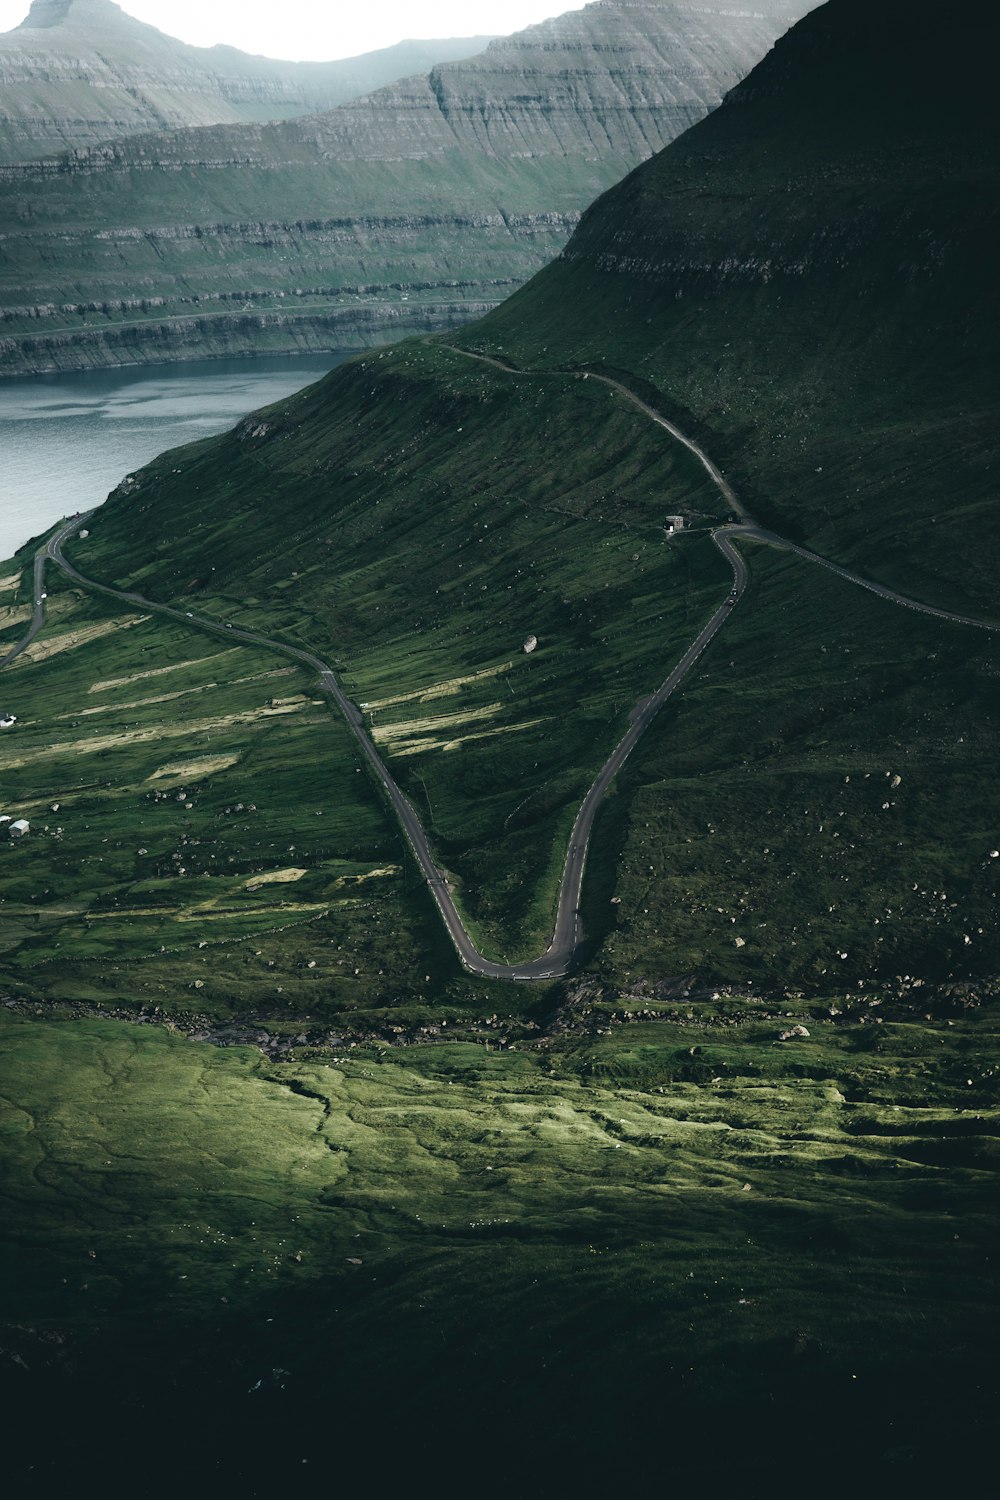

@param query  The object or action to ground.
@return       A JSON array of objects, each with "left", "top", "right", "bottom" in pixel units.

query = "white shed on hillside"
[{"left": 9, "top": 819, "right": 29, "bottom": 838}]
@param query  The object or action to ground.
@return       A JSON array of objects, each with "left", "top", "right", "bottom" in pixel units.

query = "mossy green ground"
[
  {"left": 38, "top": 337, "right": 1000, "bottom": 992},
  {"left": 0, "top": 557, "right": 459, "bottom": 1018},
  {"left": 2, "top": 1007, "right": 997, "bottom": 1487},
  {"left": 62, "top": 341, "right": 731, "bottom": 963},
  {"left": 581, "top": 543, "right": 1000, "bottom": 991}
]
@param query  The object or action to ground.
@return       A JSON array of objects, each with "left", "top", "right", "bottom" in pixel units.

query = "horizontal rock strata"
[{"left": 0, "top": 0, "right": 818, "bottom": 375}]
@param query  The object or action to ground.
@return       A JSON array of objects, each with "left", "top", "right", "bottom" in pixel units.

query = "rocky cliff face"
[
  {"left": 0, "top": 0, "right": 819, "bottom": 375},
  {"left": 0, "top": 0, "right": 492, "bottom": 162}
]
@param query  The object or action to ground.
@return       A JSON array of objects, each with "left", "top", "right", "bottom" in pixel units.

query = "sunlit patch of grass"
[
  {"left": 6, "top": 612, "right": 150, "bottom": 668},
  {"left": 1, "top": 1005, "right": 997, "bottom": 1483},
  {"left": 0, "top": 583, "right": 448, "bottom": 1015}
]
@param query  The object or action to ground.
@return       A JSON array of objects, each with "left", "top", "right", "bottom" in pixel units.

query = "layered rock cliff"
[
  {"left": 0, "top": 0, "right": 818, "bottom": 374},
  {"left": 0, "top": 0, "right": 491, "bottom": 162}
]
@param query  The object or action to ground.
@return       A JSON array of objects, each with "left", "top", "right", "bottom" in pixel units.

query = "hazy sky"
[{"left": 0, "top": 1, "right": 580, "bottom": 59}]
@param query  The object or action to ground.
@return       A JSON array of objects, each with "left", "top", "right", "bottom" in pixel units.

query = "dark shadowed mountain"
[{"left": 470, "top": 0, "right": 1000, "bottom": 612}]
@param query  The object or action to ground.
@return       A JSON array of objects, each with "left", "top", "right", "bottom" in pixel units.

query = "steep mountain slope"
[
  {"left": 2, "top": 5, "right": 999, "bottom": 1481},
  {"left": 0, "top": 0, "right": 817, "bottom": 374},
  {"left": 0, "top": 0, "right": 491, "bottom": 161},
  {"left": 467, "top": 0, "right": 1000, "bottom": 614},
  {"left": 4, "top": 0, "right": 997, "bottom": 1003}
]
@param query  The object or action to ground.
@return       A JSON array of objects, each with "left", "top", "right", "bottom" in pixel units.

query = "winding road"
[
  {"left": 3, "top": 355, "right": 997, "bottom": 981},
  {"left": 0, "top": 523, "right": 64, "bottom": 671}
]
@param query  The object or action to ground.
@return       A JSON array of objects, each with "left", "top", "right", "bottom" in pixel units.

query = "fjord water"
[{"left": 0, "top": 353, "right": 347, "bottom": 560}]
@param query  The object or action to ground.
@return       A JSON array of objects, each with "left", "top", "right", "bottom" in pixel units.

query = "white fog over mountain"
[{"left": 0, "top": 0, "right": 577, "bottom": 57}]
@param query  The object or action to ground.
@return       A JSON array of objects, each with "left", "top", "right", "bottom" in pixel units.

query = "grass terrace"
[{"left": 0, "top": 560, "right": 454, "bottom": 1019}]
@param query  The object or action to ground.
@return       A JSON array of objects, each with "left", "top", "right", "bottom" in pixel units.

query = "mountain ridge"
[
  {"left": 466, "top": 0, "right": 1000, "bottom": 612},
  {"left": 0, "top": 0, "right": 819, "bottom": 373},
  {"left": 0, "top": 0, "right": 494, "bottom": 161}
]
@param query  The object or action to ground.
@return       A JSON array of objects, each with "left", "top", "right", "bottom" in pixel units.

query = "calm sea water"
[{"left": 0, "top": 353, "right": 349, "bottom": 561}]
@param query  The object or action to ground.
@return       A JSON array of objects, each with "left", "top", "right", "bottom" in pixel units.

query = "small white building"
[
  {"left": 0, "top": 714, "right": 15, "bottom": 729},
  {"left": 523, "top": 635, "right": 538, "bottom": 655},
  {"left": 9, "top": 819, "right": 29, "bottom": 838}
]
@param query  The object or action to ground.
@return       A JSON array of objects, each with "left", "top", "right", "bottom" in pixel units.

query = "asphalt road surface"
[
  {"left": 732, "top": 524, "right": 1000, "bottom": 632},
  {"left": 451, "top": 346, "right": 749, "bottom": 521},
  {"left": 0, "top": 514, "right": 86, "bottom": 670},
  {"left": 4, "top": 362, "right": 996, "bottom": 980}
]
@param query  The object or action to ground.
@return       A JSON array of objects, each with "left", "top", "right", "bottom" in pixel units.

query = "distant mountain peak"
[
  {"left": 0, "top": 4, "right": 500, "bottom": 161},
  {"left": 18, "top": 0, "right": 130, "bottom": 28}
]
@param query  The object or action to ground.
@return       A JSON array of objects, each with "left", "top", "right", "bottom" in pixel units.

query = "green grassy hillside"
[
  {"left": 38, "top": 331, "right": 999, "bottom": 997},
  {"left": 464, "top": 0, "right": 1000, "bottom": 615},
  {"left": 3, "top": 4, "right": 999, "bottom": 1483},
  {"left": 6, "top": 344, "right": 730, "bottom": 971},
  {"left": 0, "top": 554, "right": 458, "bottom": 1018},
  {"left": 3, "top": 0, "right": 997, "bottom": 1001}
]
